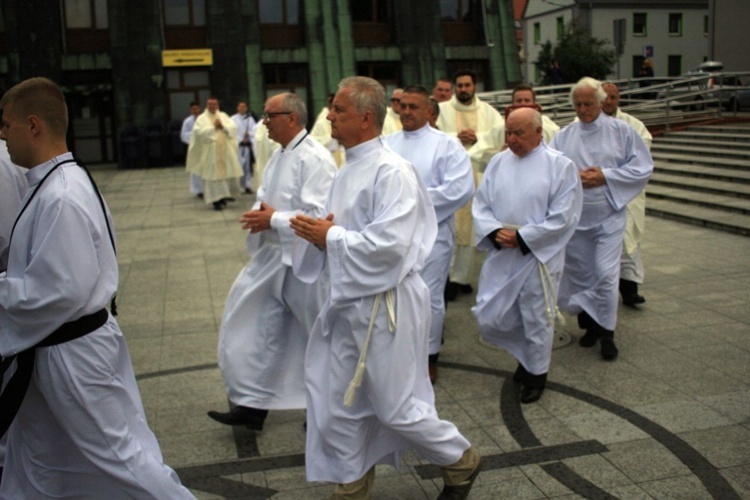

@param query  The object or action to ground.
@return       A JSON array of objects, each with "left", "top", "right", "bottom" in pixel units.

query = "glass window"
[
  {"left": 633, "top": 13, "right": 647, "bottom": 36},
  {"left": 669, "top": 13, "right": 682, "bottom": 36},
  {"left": 350, "top": 0, "right": 388, "bottom": 23},
  {"left": 668, "top": 55, "right": 682, "bottom": 76},
  {"left": 533, "top": 22, "right": 540, "bottom": 44},
  {"left": 259, "top": 0, "right": 298, "bottom": 25},
  {"left": 65, "top": 0, "right": 92, "bottom": 28},
  {"left": 703, "top": 14, "right": 709, "bottom": 35},
  {"left": 164, "top": 0, "right": 190, "bottom": 25},
  {"left": 164, "top": 0, "right": 205, "bottom": 26},
  {"left": 556, "top": 16, "right": 564, "bottom": 40},
  {"left": 64, "top": 0, "right": 108, "bottom": 29}
]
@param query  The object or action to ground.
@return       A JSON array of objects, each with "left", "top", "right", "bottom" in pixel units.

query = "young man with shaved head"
[{"left": 0, "top": 77, "right": 193, "bottom": 498}]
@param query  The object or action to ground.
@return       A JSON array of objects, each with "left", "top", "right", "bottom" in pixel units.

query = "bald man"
[{"left": 473, "top": 108, "right": 582, "bottom": 403}]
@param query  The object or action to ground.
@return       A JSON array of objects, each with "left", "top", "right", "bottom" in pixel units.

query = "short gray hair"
[
  {"left": 338, "top": 76, "right": 387, "bottom": 131},
  {"left": 281, "top": 93, "right": 308, "bottom": 126},
  {"left": 569, "top": 77, "right": 606, "bottom": 105}
]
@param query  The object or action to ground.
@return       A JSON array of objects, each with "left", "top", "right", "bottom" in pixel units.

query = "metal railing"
[{"left": 477, "top": 71, "right": 750, "bottom": 131}]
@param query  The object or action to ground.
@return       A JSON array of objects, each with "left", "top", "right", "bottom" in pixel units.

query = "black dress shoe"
[
  {"left": 212, "top": 201, "right": 224, "bottom": 211},
  {"left": 207, "top": 406, "right": 267, "bottom": 430},
  {"left": 622, "top": 293, "right": 646, "bottom": 307},
  {"left": 520, "top": 386, "right": 544, "bottom": 404},
  {"left": 444, "top": 281, "right": 459, "bottom": 302},
  {"left": 620, "top": 279, "right": 645, "bottom": 307},
  {"left": 197, "top": 193, "right": 204, "bottom": 199},
  {"left": 579, "top": 329, "right": 600, "bottom": 347},
  {"left": 600, "top": 338, "right": 619, "bottom": 361},
  {"left": 244, "top": 187, "right": 253, "bottom": 195}
]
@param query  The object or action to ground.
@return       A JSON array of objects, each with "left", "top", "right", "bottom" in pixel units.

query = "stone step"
[
  {"left": 655, "top": 136, "right": 750, "bottom": 150},
  {"left": 650, "top": 150, "right": 750, "bottom": 170},
  {"left": 686, "top": 125, "right": 750, "bottom": 135},
  {"left": 649, "top": 171, "right": 750, "bottom": 200},
  {"left": 653, "top": 160, "right": 750, "bottom": 184},
  {"left": 667, "top": 130, "right": 750, "bottom": 142},
  {"left": 650, "top": 142, "right": 750, "bottom": 161},
  {"left": 645, "top": 196, "right": 750, "bottom": 237},
  {"left": 646, "top": 183, "right": 750, "bottom": 214}
]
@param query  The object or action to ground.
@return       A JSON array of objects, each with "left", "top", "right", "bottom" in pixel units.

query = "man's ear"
[{"left": 28, "top": 115, "right": 42, "bottom": 135}]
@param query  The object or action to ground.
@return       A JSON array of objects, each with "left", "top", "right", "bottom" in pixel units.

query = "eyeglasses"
[{"left": 262, "top": 111, "right": 292, "bottom": 120}]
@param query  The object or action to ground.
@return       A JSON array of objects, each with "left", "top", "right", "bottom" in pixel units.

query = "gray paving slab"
[{"left": 88, "top": 165, "right": 750, "bottom": 499}]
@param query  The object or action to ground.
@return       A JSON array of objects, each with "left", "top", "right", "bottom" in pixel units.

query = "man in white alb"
[
  {"left": 231, "top": 100, "right": 257, "bottom": 194},
  {"left": 550, "top": 77, "right": 653, "bottom": 361},
  {"left": 0, "top": 77, "right": 193, "bottom": 499},
  {"left": 601, "top": 81, "right": 652, "bottom": 308},
  {"left": 181, "top": 101, "right": 203, "bottom": 198},
  {"left": 437, "top": 69, "right": 505, "bottom": 300},
  {"left": 186, "top": 97, "right": 243, "bottom": 210},
  {"left": 386, "top": 85, "right": 474, "bottom": 384},
  {"left": 208, "top": 93, "right": 336, "bottom": 431},
  {"left": 472, "top": 108, "right": 582, "bottom": 403},
  {"left": 381, "top": 87, "right": 403, "bottom": 135},
  {"left": 509, "top": 84, "right": 560, "bottom": 143},
  {"left": 290, "top": 76, "right": 480, "bottom": 500}
]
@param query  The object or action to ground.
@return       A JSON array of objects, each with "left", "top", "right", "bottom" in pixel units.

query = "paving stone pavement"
[{"left": 91, "top": 164, "right": 750, "bottom": 499}]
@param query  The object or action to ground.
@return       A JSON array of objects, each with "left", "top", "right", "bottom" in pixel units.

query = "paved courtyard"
[{"left": 92, "top": 164, "right": 750, "bottom": 499}]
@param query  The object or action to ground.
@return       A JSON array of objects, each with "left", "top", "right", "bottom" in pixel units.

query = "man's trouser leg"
[{"left": 332, "top": 466, "right": 376, "bottom": 499}]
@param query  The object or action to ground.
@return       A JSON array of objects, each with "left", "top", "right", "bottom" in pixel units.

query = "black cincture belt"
[{"left": 0, "top": 308, "right": 109, "bottom": 438}]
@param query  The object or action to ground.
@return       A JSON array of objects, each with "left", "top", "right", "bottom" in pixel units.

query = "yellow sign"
[{"left": 162, "top": 49, "right": 213, "bottom": 67}]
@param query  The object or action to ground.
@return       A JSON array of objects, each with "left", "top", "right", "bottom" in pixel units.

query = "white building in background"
[{"left": 522, "top": 0, "right": 709, "bottom": 84}]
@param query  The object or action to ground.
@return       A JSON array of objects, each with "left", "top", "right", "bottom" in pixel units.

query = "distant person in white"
[
  {"left": 181, "top": 101, "right": 203, "bottom": 197},
  {"left": 231, "top": 100, "right": 257, "bottom": 194},
  {"left": 550, "top": 77, "right": 653, "bottom": 361},
  {"left": 208, "top": 93, "right": 336, "bottom": 431},
  {"left": 0, "top": 77, "right": 193, "bottom": 498},
  {"left": 472, "top": 108, "right": 582, "bottom": 404},
  {"left": 601, "top": 81, "right": 653, "bottom": 308},
  {"left": 386, "top": 85, "right": 474, "bottom": 384}
]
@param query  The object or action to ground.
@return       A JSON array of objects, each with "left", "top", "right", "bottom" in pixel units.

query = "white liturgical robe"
[
  {"left": 0, "top": 154, "right": 193, "bottom": 498},
  {"left": 252, "top": 122, "right": 281, "bottom": 191},
  {"left": 310, "top": 106, "right": 345, "bottom": 167},
  {"left": 218, "top": 130, "right": 336, "bottom": 410},
  {"left": 293, "top": 138, "right": 470, "bottom": 484},
  {"left": 615, "top": 108, "right": 652, "bottom": 284},
  {"left": 386, "top": 124, "right": 474, "bottom": 354},
  {"left": 550, "top": 113, "right": 653, "bottom": 330},
  {"left": 181, "top": 113, "right": 203, "bottom": 196},
  {"left": 0, "top": 144, "right": 27, "bottom": 271},
  {"left": 186, "top": 109, "right": 243, "bottom": 203},
  {"left": 231, "top": 112, "right": 257, "bottom": 190},
  {"left": 472, "top": 143, "right": 582, "bottom": 374},
  {"left": 0, "top": 142, "right": 26, "bottom": 471}
]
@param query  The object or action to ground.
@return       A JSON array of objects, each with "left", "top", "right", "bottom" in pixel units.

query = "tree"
[{"left": 535, "top": 23, "right": 616, "bottom": 84}]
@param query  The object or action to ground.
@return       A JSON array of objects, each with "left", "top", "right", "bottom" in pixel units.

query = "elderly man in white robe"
[
  {"left": 0, "top": 77, "right": 193, "bottom": 498},
  {"left": 181, "top": 101, "right": 203, "bottom": 198},
  {"left": 437, "top": 69, "right": 505, "bottom": 300},
  {"left": 550, "top": 77, "right": 653, "bottom": 361},
  {"left": 208, "top": 93, "right": 336, "bottom": 431},
  {"left": 231, "top": 100, "right": 257, "bottom": 194},
  {"left": 0, "top": 140, "right": 27, "bottom": 481},
  {"left": 386, "top": 85, "right": 474, "bottom": 384},
  {"left": 472, "top": 108, "right": 582, "bottom": 404},
  {"left": 290, "top": 76, "right": 480, "bottom": 500},
  {"left": 601, "top": 81, "right": 653, "bottom": 308},
  {"left": 186, "top": 96, "right": 243, "bottom": 210}
]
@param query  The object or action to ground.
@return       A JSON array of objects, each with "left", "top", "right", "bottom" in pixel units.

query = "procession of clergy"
[{"left": 0, "top": 72, "right": 651, "bottom": 499}]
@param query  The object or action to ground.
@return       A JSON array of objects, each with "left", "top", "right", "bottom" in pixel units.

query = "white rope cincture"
[
  {"left": 343, "top": 289, "right": 396, "bottom": 407},
  {"left": 539, "top": 262, "right": 565, "bottom": 329}
]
